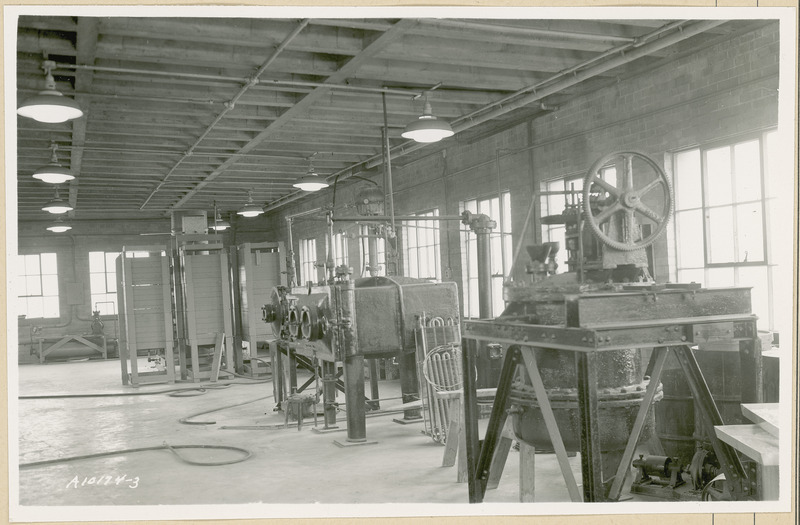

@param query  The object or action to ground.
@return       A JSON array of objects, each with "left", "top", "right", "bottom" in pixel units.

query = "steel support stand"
[
  {"left": 576, "top": 351, "right": 605, "bottom": 502},
  {"left": 465, "top": 344, "right": 520, "bottom": 503},
  {"left": 367, "top": 359, "right": 381, "bottom": 410},
  {"left": 672, "top": 344, "right": 750, "bottom": 499}
]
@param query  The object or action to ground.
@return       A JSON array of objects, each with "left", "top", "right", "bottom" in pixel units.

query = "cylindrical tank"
[
  {"left": 656, "top": 331, "right": 772, "bottom": 464},
  {"left": 509, "top": 347, "right": 661, "bottom": 478}
]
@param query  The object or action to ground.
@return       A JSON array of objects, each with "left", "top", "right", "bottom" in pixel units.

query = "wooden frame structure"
[
  {"left": 173, "top": 235, "right": 235, "bottom": 382},
  {"left": 236, "top": 241, "right": 285, "bottom": 374},
  {"left": 116, "top": 245, "right": 175, "bottom": 386}
]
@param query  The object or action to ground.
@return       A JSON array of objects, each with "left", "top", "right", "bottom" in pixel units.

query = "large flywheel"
[{"left": 582, "top": 151, "right": 673, "bottom": 252}]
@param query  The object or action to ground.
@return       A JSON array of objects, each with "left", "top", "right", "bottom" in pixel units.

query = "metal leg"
[
  {"left": 288, "top": 348, "right": 298, "bottom": 393},
  {"left": 672, "top": 345, "right": 750, "bottom": 499},
  {"left": 472, "top": 345, "right": 521, "bottom": 502},
  {"left": 368, "top": 359, "right": 381, "bottom": 410},
  {"left": 576, "top": 351, "right": 604, "bottom": 502},
  {"left": 344, "top": 354, "right": 367, "bottom": 442},
  {"left": 462, "top": 338, "right": 482, "bottom": 503},
  {"left": 399, "top": 352, "right": 422, "bottom": 420},
  {"left": 321, "top": 361, "right": 338, "bottom": 429}
]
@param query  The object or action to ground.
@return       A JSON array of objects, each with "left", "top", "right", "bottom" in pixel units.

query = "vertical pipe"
[
  {"left": 326, "top": 211, "right": 335, "bottom": 282},
  {"left": 340, "top": 279, "right": 367, "bottom": 442},
  {"left": 495, "top": 150, "right": 507, "bottom": 279},
  {"left": 367, "top": 228, "right": 379, "bottom": 277},
  {"left": 382, "top": 93, "right": 398, "bottom": 276},
  {"left": 285, "top": 217, "right": 297, "bottom": 287},
  {"left": 476, "top": 225, "right": 493, "bottom": 319}
]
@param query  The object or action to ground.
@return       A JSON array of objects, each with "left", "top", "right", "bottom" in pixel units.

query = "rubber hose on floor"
[
  {"left": 19, "top": 377, "right": 272, "bottom": 400},
  {"left": 19, "top": 442, "right": 252, "bottom": 469},
  {"left": 179, "top": 394, "right": 274, "bottom": 425}
]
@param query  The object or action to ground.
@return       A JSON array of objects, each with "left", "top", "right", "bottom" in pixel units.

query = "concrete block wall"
[{"left": 266, "top": 21, "right": 779, "bottom": 312}]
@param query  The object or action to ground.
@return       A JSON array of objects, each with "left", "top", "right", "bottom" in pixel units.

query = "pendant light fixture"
[
  {"left": 46, "top": 216, "right": 72, "bottom": 233},
  {"left": 293, "top": 156, "right": 329, "bottom": 192},
  {"left": 17, "top": 60, "right": 84, "bottom": 124},
  {"left": 42, "top": 187, "right": 73, "bottom": 214},
  {"left": 401, "top": 93, "right": 454, "bottom": 144},
  {"left": 237, "top": 190, "right": 263, "bottom": 218},
  {"left": 209, "top": 202, "right": 231, "bottom": 231},
  {"left": 33, "top": 142, "right": 75, "bottom": 184}
]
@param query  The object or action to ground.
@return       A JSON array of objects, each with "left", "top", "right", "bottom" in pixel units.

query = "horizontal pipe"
[
  {"left": 264, "top": 20, "right": 723, "bottom": 214},
  {"left": 332, "top": 214, "right": 464, "bottom": 222},
  {"left": 419, "top": 19, "right": 637, "bottom": 43},
  {"left": 56, "top": 64, "right": 421, "bottom": 98}
]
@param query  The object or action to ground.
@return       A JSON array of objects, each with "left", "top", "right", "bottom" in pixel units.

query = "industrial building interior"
[{"left": 8, "top": 7, "right": 796, "bottom": 522}]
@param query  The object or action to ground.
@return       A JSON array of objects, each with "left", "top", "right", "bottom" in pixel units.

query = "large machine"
[
  {"left": 460, "top": 151, "right": 768, "bottom": 503},
  {"left": 264, "top": 271, "right": 460, "bottom": 444}
]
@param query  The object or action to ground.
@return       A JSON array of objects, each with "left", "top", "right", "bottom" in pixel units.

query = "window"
[
  {"left": 670, "top": 131, "right": 780, "bottom": 332},
  {"left": 16, "top": 253, "right": 59, "bottom": 319},
  {"left": 360, "top": 225, "right": 386, "bottom": 277},
  {"left": 89, "top": 251, "right": 119, "bottom": 315},
  {"left": 329, "top": 231, "right": 349, "bottom": 267},
  {"left": 460, "top": 192, "right": 512, "bottom": 318},
  {"left": 539, "top": 168, "right": 615, "bottom": 274},
  {"left": 298, "top": 238, "right": 317, "bottom": 286},
  {"left": 401, "top": 209, "right": 441, "bottom": 280}
]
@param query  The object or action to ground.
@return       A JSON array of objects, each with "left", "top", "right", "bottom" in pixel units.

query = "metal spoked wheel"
[{"left": 582, "top": 151, "right": 673, "bottom": 252}]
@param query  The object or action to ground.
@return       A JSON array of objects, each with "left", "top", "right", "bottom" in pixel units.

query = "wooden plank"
[
  {"left": 519, "top": 347, "right": 582, "bottom": 502},
  {"left": 714, "top": 425, "right": 779, "bottom": 465},
  {"left": 742, "top": 403, "right": 779, "bottom": 437},
  {"left": 210, "top": 332, "right": 223, "bottom": 382},
  {"left": 519, "top": 441, "right": 536, "bottom": 502}
]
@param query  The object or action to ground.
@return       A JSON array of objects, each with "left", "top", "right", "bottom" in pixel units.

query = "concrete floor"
[{"left": 14, "top": 357, "right": 610, "bottom": 518}]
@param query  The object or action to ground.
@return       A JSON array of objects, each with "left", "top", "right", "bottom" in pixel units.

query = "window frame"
[
  {"left": 88, "top": 251, "right": 120, "bottom": 316},
  {"left": 401, "top": 209, "right": 441, "bottom": 281},
  {"left": 16, "top": 252, "right": 60, "bottom": 320},
  {"left": 670, "top": 129, "right": 778, "bottom": 331},
  {"left": 298, "top": 238, "right": 318, "bottom": 286},
  {"left": 460, "top": 191, "right": 513, "bottom": 319}
]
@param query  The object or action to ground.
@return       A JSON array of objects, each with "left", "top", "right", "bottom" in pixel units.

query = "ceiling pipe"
[
  {"left": 417, "top": 19, "right": 637, "bottom": 43},
  {"left": 264, "top": 19, "right": 725, "bottom": 213},
  {"left": 56, "top": 63, "right": 422, "bottom": 98},
  {"left": 139, "top": 19, "right": 311, "bottom": 210}
]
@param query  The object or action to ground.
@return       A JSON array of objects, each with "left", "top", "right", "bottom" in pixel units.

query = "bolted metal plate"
[
  {"left": 462, "top": 320, "right": 597, "bottom": 351},
  {"left": 566, "top": 287, "right": 752, "bottom": 328}
]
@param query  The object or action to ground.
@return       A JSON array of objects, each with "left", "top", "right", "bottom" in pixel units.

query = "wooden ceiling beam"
[
  {"left": 101, "top": 17, "right": 367, "bottom": 56},
  {"left": 67, "top": 17, "right": 100, "bottom": 213},
  {"left": 164, "top": 19, "right": 419, "bottom": 213},
  {"left": 355, "top": 61, "right": 553, "bottom": 91}
]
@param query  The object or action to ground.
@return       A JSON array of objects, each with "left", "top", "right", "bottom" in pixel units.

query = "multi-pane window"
[
  {"left": 89, "top": 251, "right": 119, "bottom": 315},
  {"left": 298, "top": 238, "right": 317, "bottom": 286},
  {"left": 539, "top": 168, "right": 615, "bottom": 274},
  {"left": 360, "top": 225, "right": 386, "bottom": 277},
  {"left": 16, "top": 253, "right": 59, "bottom": 319},
  {"left": 401, "top": 209, "right": 441, "bottom": 280},
  {"left": 329, "top": 232, "right": 349, "bottom": 267},
  {"left": 460, "top": 192, "right": 512, "bottom": 318},
  {"left": 670, "top": 131, "right": 780, "bottom": 332}
]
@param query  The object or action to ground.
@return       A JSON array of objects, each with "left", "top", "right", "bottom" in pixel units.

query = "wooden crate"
[{"left": 116, "top": 245, "right": 175, "bottom": 386}]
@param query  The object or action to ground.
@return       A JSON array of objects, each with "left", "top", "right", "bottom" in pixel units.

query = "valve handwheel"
[{"left": 582, "top": 151, "right": 673, "bottom": 252}]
